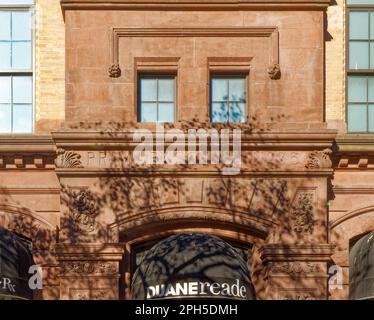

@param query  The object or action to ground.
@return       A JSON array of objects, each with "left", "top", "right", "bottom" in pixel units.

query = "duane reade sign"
[{"left": 146, "top": 279, "right": 248, "bottom": 300}]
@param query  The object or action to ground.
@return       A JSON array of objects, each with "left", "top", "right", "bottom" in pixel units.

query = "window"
[
  {"left": 347, "top": 3, "right": 374, "bottom": 132},
  {"left": 210, "top": 76, "right": 247, "bottom": 123},
  {"left": 138, "top": 76, "right": 176, "bottom": 122},
  {"left": 0, "top": 1, "right": 33, "bottom": 134}
]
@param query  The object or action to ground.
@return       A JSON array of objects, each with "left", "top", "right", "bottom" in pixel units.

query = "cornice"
[
  {"left": 335, "top": 134, "right": 374, "bottom": 154},
  {"left": 52, "top": 130, "right": 337, "bottom": 151},
  {"left": 0, "top": 135, "right": 55, "bottom": 154},
  {"left": 60, "top": 0, "right": 331, "bottom": 11}
]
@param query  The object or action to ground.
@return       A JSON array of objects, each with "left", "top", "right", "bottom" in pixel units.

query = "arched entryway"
[
  {"left": 130, "top": 233, "right": 256, "bottom": 300},
  {"left": 0, "top": 226, "right": 35, "bottom": 300},
  {"left": 349, "top": 230, "right": 374, "bottom": 300}
]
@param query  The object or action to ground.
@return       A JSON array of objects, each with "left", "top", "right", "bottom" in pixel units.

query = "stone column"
[
  {"left": 55, "top": 244, "right": 124, "bottom": 300},
  {"left": 259, "top": 244, "right": 334, "bottom": 300}
]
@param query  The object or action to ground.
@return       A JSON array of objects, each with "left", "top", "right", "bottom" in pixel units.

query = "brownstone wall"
[{"left": 65, "top": 9, "right": 325, "bottom": 126}]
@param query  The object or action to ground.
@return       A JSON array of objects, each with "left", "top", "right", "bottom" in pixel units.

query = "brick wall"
[
  {"left": 34, "top": 0, "right": 65, "bottom": 133},
  {"left": 325, "top": 0, "right": 346, "bottom": 132}
]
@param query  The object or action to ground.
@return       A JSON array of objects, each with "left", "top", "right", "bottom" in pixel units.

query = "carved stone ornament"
[
  {"left": 70, "top": 289, "right": 111, "bottom": 300},
  {"left": 61, "top": 261, "right": 117, "bottom": 276},
  {"left": 71, "top": 190, "right": 99, "bottom": 233},
  {"left": 305, "top": 148, "right": 332, "bottom": 169},
  {"left": 271, "top": 262, "right": 322, "bottom": 275},
  {"left": 268, "top": 63, "right": 281, "bottom": 80},
  {"left": 108, "top": 64, "right": 121, "bottom": 78},
  {"left": 291, "top": 192, "right": 315, "bottom": 234},
  {"left": 285, "top": 293, "right": 313, "bottom": 300},
  {"left": 57, "top": 148, "right": 83, "bottom": 168}
]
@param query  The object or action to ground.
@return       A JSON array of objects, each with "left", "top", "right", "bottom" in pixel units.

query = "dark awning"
[
  {"left": 0, "top": 227, "right": 34, "bottom": 300},
  {"left": 350, "top": 231, "right": 374, "bottom": 300},
  {"left": 131, "top": 233, "right": 256, "bottom": 300}
]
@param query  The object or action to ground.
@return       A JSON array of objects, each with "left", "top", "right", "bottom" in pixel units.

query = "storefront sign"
[{"left": 146, "top": 279, "right": 247, "bottom": 299}]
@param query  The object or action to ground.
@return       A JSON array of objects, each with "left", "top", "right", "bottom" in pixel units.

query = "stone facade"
[{"left": 0, "top": 0, "right": 372, "bottom": 300}]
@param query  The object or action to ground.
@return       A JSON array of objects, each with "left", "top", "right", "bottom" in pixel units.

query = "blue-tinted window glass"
[
  {"left": 0, "top": 75, "right": 32, "bottom": 133},
  {"left": 350, "top": 12, "right": 369, "bottom": 40},
  {"left": 348, "top": 76, "right": 374, "bottom": 132},
  {"left": 0, "top": 10, "right": 32, "bottom": 70},
  {"left": 347, "top": 0, "right": 374, "bottom": 5},
  {"left": 0, "top": 104, "right": 11, "bottom": 133},
  {"left": 211, "top": 77, "right": 247, "bottom": 123},
  {"left": 0, "top": 1, "right": 34, "bottom": 4},
  {"left": 0, "top": 12, "right": 11, "bottom": 41},
  {"left": 349, "top": 42, "right": 369, "bottom": 69},
  {"left": 13, "top": 104, "right": 32, "bottom": 133},
  {"left": 139, "top": 77, "right": 175, "bottom": 123},
  {"left": 348, "top": 104, "right": 367, "bottom": 132},
  {"left": 0, "top": 5, "right": 33, "bottom": 134}
]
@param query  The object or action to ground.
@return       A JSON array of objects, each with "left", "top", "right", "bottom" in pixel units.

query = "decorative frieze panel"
[
  {"left": 269, "top": 262, "right": 323, "bottom": 275},
  {"left": 69, "top": 288, "right": 113, "bottom": 300},
  {"left": 54, "top": 149, "right": 333, "bottom": 172},
  {"left": 61, "top": 261, "right": 118, "bottom": 276}
]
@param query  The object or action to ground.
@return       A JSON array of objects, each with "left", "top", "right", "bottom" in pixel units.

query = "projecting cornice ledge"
[
  {"left": 60, "top": 0, "right": 332, "bottom": 11},
  {"left": 335, "top": 134, "right": 374, "bottom": 153}
]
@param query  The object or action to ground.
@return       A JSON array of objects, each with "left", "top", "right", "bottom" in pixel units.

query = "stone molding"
[
  {"left": 108, "top": 206, "right": 274, "bottom": 242},
  {"left": 109, "top": 27, "right": 279, "bottom": 79},
  {"left": 259, "top": 244, "right": 335, "bottom": 262},
  {"left": 61, "top": 0, "right": 332, "bottom": 11},
  {"left": 55, "top": 243, "right": 125, "bottom": 261}
]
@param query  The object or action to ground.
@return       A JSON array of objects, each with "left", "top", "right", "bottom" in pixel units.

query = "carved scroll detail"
[{"left": 291, "top": 191, "right": 315, "bottom": 234}]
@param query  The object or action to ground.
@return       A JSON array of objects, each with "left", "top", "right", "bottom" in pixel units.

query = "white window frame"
[{"left": 0, "top": 1, "right": 35, "bottom": 134}]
